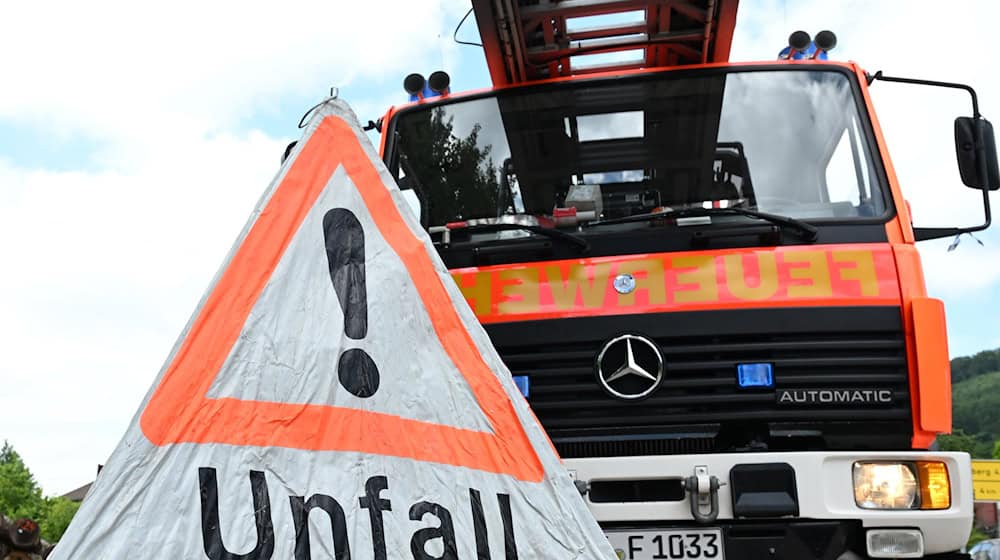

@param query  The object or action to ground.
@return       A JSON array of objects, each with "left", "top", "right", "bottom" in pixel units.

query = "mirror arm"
[
  {"left": 871, "top": 73, "right": 981, "bottom": 118},
  {"left": 974, "top": 118, "right": 994, "bottom": 228},
  {"left": 913, "top": 189, "right": 991, "bottom": 241},
  {"left": 873, "top": 72, "right": 993, "bottom": 240}
]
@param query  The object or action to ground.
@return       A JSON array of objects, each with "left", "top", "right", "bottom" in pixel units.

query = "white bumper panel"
[{"left": 564, "top": 451, "right": 973, "bottom": 555}]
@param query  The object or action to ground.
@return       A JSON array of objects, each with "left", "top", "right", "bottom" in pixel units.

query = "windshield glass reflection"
[{"left": 392, "top": 69, "right": 887, "bottom": 229}]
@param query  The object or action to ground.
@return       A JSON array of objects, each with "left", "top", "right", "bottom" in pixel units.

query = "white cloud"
[
  {"left": 0, "top": 0, "right": 472, "bottom": 495},
  {"left": 0, "top": 0, "right": 469, "bottom": 139},
  {"left": 0, "top": 130, "right": 286, "bottom": 494}
]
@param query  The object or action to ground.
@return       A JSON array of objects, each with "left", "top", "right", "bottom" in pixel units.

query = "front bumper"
[{"left": 564, "top": 451, "right": 973, "bottom": 556}]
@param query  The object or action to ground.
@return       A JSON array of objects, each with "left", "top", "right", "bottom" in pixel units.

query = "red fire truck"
[{"left": 374, "top": 1, "right": 999, "bottom": 558}]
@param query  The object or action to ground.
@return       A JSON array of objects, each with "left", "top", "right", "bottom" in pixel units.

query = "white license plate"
[{"left": 606, "top": 528, "right": 724, "bottom": 560}]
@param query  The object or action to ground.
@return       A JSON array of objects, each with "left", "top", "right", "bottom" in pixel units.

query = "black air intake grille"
[
  {"left": 487, "top": 307, "right": 911, "bottom": 455},
  {"left": 556, "top": 436, "right": 716, "bottom": 458}
]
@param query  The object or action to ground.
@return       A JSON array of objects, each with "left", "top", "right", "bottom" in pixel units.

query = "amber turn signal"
[{"left": 917, "top": 461, "right": 950, "bottom": 510}]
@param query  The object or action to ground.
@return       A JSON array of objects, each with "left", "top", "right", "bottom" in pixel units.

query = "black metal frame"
[
  {"left": 869, "top": 71, "right": 994, "bottom": 241},
  {"left": 384, "top": 64, "right": 899, "bottom": 231}
]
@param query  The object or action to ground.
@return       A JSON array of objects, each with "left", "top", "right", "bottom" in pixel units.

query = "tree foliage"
[
  {"left": 937, "top": 430, "right": 994, "bottom": 458},
  {"left": 40, "top": 497, "right": 80, "bottom": 542},
  {"left": 397, "top": 106, "right": 502, "bottom": 226},
  {"left": 949, "top": 369, "right": 1000, "bottom": 457},
  {"left": 952, "top": 348, "right": 1000, "bottom": 384},
  {"left": 0, "top": 442, "right": 45, "bottom": 521},
  {"left": 0, "top": 441, "right": 79, "bottom": 542},
  {"left": 937, "top": 348, "right": 1000, "bottom": 457}
]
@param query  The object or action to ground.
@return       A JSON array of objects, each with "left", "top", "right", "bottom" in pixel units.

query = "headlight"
[
  {"left": 853, "top": 461, "right": 950, "bottom": 510},
  {"left": 854, "top": 463, "right": 917, "bottom": 509}
]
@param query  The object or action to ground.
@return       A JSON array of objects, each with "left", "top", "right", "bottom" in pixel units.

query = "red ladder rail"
[{"left": 472, "top": 0, "right": 739, "bottom": 87}]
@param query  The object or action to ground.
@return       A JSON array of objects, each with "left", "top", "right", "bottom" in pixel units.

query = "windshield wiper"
[
  {"left": 446, "top": 222, "right": 590, "bottom": 253},
  {"left": 585, "top": 207, "right": 818, "bottom": 241}
]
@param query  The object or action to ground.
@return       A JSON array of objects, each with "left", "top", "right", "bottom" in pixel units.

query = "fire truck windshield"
[{"left": 389, "top": 68, "right": 888, "bottom": 231}]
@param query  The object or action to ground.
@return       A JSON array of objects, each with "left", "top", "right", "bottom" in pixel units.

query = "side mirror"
[
  {"left": 870, "top": 72, "right": 994, "bottom": 240},
  {"left": 955, "top": 117, "right": 1000, "bottom": 190}
]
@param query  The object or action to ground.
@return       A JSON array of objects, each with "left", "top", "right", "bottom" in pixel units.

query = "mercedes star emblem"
[
  {"left": 595, "top": 334, "right": 664, "bottom": 400},
  {"left": 613, "top": 273, "right": 636, "bottom": 294}
]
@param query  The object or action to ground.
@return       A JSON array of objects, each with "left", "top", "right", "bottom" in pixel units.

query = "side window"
[
  {"left": 825, "top": 128, "right": 861, "bottom": 205},
  {"left": 824, "top": 118, "right": 880, "bottom": 216}
]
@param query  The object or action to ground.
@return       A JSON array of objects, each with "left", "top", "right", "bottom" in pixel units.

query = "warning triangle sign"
[{"left": 51, "top": 99, "right": 615, "bottom": 559}]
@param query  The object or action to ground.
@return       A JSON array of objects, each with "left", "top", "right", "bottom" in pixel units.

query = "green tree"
[
  {"left": 0, "top": 441, "right": 46, "bottom": 520},
  {"left": 40, "top": 497, "right": 80, "bottom": 542},
  {"left": 0, "top": 441, "right": 80, "bottom": 542},
  {"left": 937, "top": 430, "right": 993, "bottom": 458},
  {"left": 397, "top": 106, "right": 502, "bottom": 226},
  {"left": 952, "top": 348, "right": 1000, "bottom": 384}
]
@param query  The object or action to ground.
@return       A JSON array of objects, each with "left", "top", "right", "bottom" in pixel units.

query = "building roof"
[{"left": 61, "top": 482, "right": 92, "bottom": 503}]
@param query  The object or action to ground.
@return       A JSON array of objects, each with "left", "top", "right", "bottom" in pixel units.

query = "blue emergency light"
[
  {"left": 778, "top": 30, "right": 837, "bottom": 60},
  {"left": 512, "top": 375, "right": 530, "bottom": 398},
  {"left": 737, "top": 363, "right": 774, "bottom": 388},
  {"left": 404, "top": 71, "right": 451, "bottom": 102}
]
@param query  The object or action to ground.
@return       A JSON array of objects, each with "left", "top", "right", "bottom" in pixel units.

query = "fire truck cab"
[{"left": 376, "top": 1, "right": 999, "bottom": 558}]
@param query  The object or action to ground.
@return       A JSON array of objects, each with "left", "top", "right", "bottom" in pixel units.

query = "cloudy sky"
[{"left": 2, "top": 0, "right": 999, "bottom": 496}]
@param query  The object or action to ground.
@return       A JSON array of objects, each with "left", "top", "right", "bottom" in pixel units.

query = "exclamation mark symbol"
[{"left": 323, "top": 208, "right": 380, "bottom": 398}]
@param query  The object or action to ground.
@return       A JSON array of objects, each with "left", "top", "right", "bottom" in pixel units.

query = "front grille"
[
  {"left": 556, "top": 436, "right": 716, "bottom": 458},
  {"left": 589, "top": 479, "right": 686, "bottom": 503},
  {"left": 487, "top": 307, "right": 911, "bottom": 456}
]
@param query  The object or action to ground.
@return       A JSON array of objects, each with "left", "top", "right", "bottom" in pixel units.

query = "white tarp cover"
[{"left": 50, "top": 99, "right": 616, "bottom": 559}]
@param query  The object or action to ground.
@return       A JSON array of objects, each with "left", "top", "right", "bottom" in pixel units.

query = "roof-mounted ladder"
[{"left": 472, "top": 0, "right": 740, "bottom": 87}]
